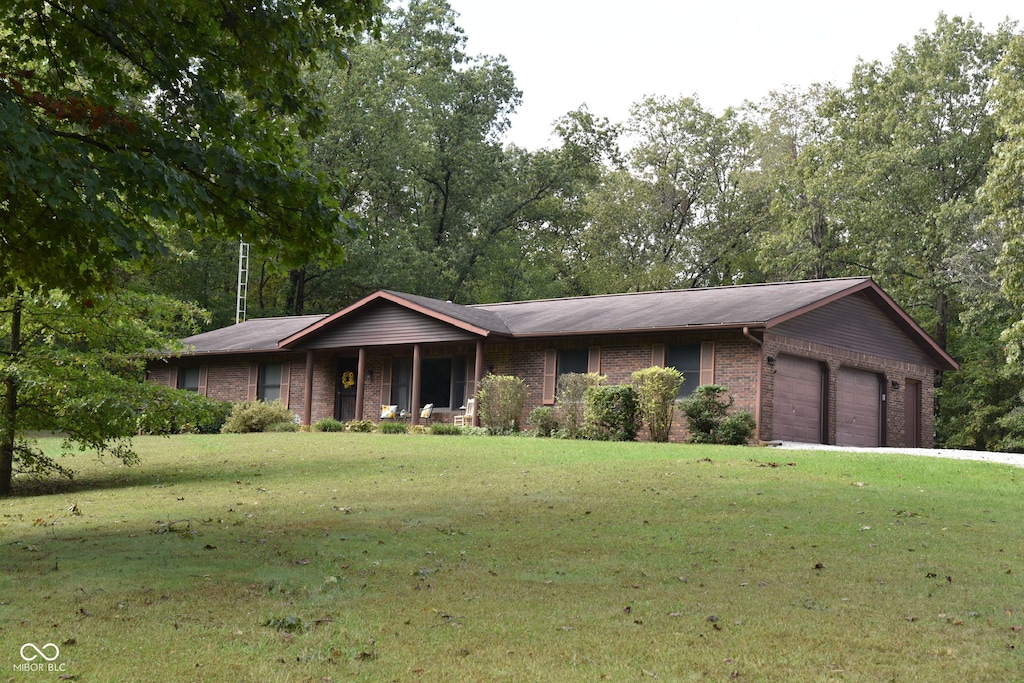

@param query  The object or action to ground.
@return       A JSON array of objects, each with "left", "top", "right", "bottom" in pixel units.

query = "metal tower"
[{"left": 236, "top": 241, "right": 250, "bottom": 324}]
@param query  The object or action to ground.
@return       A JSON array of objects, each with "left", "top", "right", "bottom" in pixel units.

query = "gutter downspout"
[{"left": 742, "top": 327, "right": 764, "bottom": 442}]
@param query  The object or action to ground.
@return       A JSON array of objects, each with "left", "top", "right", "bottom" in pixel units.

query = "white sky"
[{"left": 446, "top": 0, "right": 1021, "bottom": 149}]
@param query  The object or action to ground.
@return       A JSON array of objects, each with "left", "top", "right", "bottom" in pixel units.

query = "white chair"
[
  {"left": 419, "top": 403, "right": 434, "bottom": 423},
  {"left": 380, "top": 404, "right": 398, "bottom": 420},
  {"left": 453, "top": 398, "right": 475, "bottom": 427}
]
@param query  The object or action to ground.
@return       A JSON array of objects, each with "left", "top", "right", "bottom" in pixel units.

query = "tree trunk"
[{"left": 0, "top": 294, "right": 22, "bottom": 497}]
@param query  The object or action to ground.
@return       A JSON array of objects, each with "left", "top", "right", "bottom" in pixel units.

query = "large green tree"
[
  {"left": 0, "top": 0, "right": 382, "bottom": 495},
  {"left": 819, "top": 14, "right": 1011, "bottom": 349},
  {"left": 575, "top": 95, "right": 761, "bottom": 293}
]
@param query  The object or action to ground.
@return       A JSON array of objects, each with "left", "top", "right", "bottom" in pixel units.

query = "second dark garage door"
[
  {"left": 836, "top": 367, "right": 882, "bottom": 447},
  {"left": 773, "top": 355, "right": 824, "bottom": 444}
]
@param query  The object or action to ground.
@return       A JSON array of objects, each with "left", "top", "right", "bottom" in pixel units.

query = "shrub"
[
  {"left": 631, "top": 366, "right": 684, "bottom": 442},
  {"left": 718, "top": 411, "right": 757, "bottom": 445},
  {"left": 584, "top": 384, "right": 639, "bottom": 441},
  {"left": 430, "top": 423, "right": 463, "bottom": 436},
  {"left": 221, "top": 400, "right": 296, "bottom": 434},
  {"left": 138, "top": 391, "right": 232, "bottom": 435},
  {"left": 265, "top": 420, "right": 299, "bottom": 433},
  {"left": 378, "top": 421, "right": 408, "bottom": 434},
  {"left": 556, "top": 372, "right": 605, "bottom": 438},
  {"left": 345, "top": 419, "right": 376, "bottom": 433},
  {"left": 312, "top": 418, "right": 347, "bottom": 432},
  {"left": 528, "top": 406, "right": 559, "bottom": 437},
  {"left": 680, "top": 384, "right": 756, "bottom": 445},
  {"left": 477, "top": 374, "right": 529, "bottom": 434}
]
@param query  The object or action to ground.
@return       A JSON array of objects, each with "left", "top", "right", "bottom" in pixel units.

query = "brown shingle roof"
[
  {"left": 475, "top": 278, "right": 873, "bottom": 335},
  {"left": 183, "top": 315, "right": 326, "bottom": 354}
]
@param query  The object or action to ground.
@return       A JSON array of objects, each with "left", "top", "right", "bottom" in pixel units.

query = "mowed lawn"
[{"left": 1, "top": 433, "right": 1023, "bottom": 682}]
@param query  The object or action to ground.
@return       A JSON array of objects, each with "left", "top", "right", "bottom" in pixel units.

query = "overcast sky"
[{"left": 445, "top": 0, "right": 1021, "bottom": 149}]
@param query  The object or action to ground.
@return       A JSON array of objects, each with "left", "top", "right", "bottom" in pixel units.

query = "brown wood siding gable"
[
  {"left": 297, "top": 303, "right": 480, "bottom": 349},
  {"left": 774, "top": 293, "right": 935, "bottom": 366}
]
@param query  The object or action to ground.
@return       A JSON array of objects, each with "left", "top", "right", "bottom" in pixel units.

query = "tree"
[
  {"left": 0, "top": 288, "right": 215, "bottom": 493},
  {"left": 299, "top": 0, "right": 612, "bottom": 308},
  {"left": 748, "top": 86, "right": 853, "bottom": 281},
  {"left": 0, "top": 0, "right": 383, "bottom": 495},
  {"left": 818, "top": 15, "right": 1011, "bottom": 350},
  {"left": 576, "top": 96, "right": 761, "bottom": 293},
  {"left": 982, "top": 34, "right": 1024, "bottom": 369}
]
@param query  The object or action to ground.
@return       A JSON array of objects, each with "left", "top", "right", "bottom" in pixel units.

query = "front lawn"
[{"left": 1, "top": 433, "right": 1022, "bottom": 681}]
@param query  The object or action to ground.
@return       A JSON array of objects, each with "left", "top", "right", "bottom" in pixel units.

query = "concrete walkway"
[{"left": 770, "top": 441, "right": 1024, "bottom": 468}]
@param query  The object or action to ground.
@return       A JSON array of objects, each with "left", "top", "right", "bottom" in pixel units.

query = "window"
[
  {"left": 392, "top": 357, "right": 412, "bottom": 413},
  {"left": 558, "top": 348, "right": 589, "bottom": 376},
  {"left": 421, "top": 356, "right": 468, "bottom": 410},
  {"left": 259, "top": 363, "right": 283, "bottom": 402},
  {"left": 179, "top": 367, "right": 201, "bottom": 393},
  {"left": 667, "top": 345, "right": 701, "bottom": 398}
]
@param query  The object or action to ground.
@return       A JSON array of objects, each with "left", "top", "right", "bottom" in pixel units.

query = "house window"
[
  {"left": 421, "top": 356, "right": 468, "bottom": 410},
  {"left": 558, "top": 348, "right": 590, "bottom": 377},
  {"left": 392, "top": 357, "right": 412, "bottom": 413},
  {"left": 179, "top": 367, "right": 201, "bottom": 393},
  {"left": 667, "top": 345, "right": 701, "bottom": 398},
  {"left": 259, "top": 363, "right": 283, "bottom": 402}
]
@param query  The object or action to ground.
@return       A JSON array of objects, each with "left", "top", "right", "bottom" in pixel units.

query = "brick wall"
[
  {"left": 762, "top": 332, "right": 938, "bottom": 448},
  {"left": 150, "top": 328, "right": 941, "bottom": 447}
]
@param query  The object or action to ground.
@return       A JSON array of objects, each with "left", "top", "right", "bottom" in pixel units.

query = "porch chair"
[
  {"left": 453, "top": 398, "right": 475, "bottom": 427},
  {"left": 380, "top": 404, "right": 398, "bottom": 420},
  {"left": 419, "top": 403, "right": 434, "bottom": 424}
]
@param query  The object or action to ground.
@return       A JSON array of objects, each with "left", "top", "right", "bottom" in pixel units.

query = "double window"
[{"left": 388, "top": 356, "right": 468, "bottom": 412}]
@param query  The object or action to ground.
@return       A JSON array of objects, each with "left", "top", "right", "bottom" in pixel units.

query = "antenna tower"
[{"left": 236, "top": 240, "right": 250, "bottom": 324}]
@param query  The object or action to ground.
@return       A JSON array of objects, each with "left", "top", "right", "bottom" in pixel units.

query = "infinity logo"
[{"left": 20, "top": 643, "right": 60, "bottom": 662}]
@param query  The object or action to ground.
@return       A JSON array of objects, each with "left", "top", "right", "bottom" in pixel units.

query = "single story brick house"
[{"left": 147, "top": 277, "right": 957, "bottom": 447}]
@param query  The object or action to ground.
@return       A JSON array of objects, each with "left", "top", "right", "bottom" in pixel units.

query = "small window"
[
  {"left": 259, "top": 363, "right": 283, "bottom": 402},
  {"left": 666, "top": 345, "right": 700, "bottom": 398},
  {"left": 558, "top": 348, "right": 589, "bottom": 377},
  {"left": 179, "top": 367, "right": 201, "bottom": 393}
]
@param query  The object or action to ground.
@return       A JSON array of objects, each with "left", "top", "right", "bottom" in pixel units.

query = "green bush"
[
  {"left": 680, "top": 384, "right": 755, "bottom": 445},
  {"left": 477, "top": 374, "right": 529, "bottom": 434},
  {"left": 265, "top": 420, "right": 299, "bottom": 433},
  {"left": 584, "top": 384, "right": 639, "bottom": 441},
  {"left": 430, "top": 423, "right": 463, "bottom": 436},
  {"left": 312, "top": 418, "right": 347, "bottom": 432},
  {"left": 378, "top": 421, "right": 408, "bottom": 434},
  {"left": 631, "top": 366, "right": 684, "bottom": 442},
  {"left": 221, "top": 400, "right": 296, "bottom": 434},
  {"left": 718, "top": 411, "right": 757, "bottom": 446},
  {"left": 138, "top": 391, "right": 232, "bottom": 435},
  {"left": 346, "top": 419, "right": 376, "bottom": 433},
  {"left": 556, "top": 372, "right": 605, "bottom": 438},
  {"left": 528, "top": 406, "right": 559, "bottom": 437}
]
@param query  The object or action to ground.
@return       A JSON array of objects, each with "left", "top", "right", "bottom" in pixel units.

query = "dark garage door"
[
  {"left": 773, "top": 355, "right": 824, "bottom": 443},
  {"left": 837, "top": 367, "right": 881, "bottom": 447}
]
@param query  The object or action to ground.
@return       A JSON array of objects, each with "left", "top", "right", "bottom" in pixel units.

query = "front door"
[{"left": 335, "top": 359, "right": 358, "bottom": 421}]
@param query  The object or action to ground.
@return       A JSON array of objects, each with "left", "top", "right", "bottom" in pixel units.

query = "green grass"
[{"left": 2, "top": 433, "right": 1023, "bottom": 682}]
